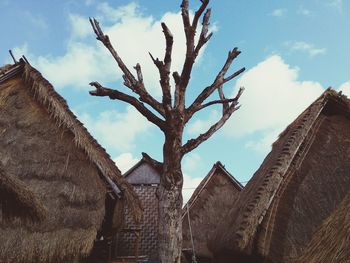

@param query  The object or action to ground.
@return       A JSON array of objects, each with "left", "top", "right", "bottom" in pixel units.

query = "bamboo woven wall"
[{"left": 116, "top": 185, "right": 159, "bottom": 259}]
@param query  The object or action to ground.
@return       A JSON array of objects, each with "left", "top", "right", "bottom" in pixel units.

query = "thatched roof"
[
  {"left": 293, "top": 191, "right": 350, "bottom": 262},
  {"left": 182, "top": 162, "right": 242, "bottom": 261},
  {"left": 213, "top": 89, "right": 350, "bottom": 261},
  {"left": 183, "top": 161, "right": 242, "bottom": 213},
  {"left": 0, "top": 60, "right": 142, "bottom": 263},
  {"left": 0, "top": 165, "right": 46, "bottom": 221}
]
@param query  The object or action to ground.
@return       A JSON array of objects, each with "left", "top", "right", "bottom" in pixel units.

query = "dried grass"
[
  {"left": 0, "top": 227, "right": 97, "bottom": 263},
  {"left": 211, "top": 90, "right": 350, "bottom": 262},
  {"left": 213, "top": 89, "right": 343, "bottom": 254},
  {"left": 22, "top": 63, "right": 142, "bottom": 223},
  {"left": 293, "top": 192, "right": 350, "bottom": 263},
  {"left": 0, "top": 65, "right": 112, "bottom": 262},
  {"left": 182, "top": 164, "right": 242, "bottom": 260},
  {"left": 0, "top": 166, "right": 46, "bottom": 221}
]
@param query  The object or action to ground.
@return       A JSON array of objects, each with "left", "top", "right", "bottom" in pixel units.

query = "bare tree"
[{"left": 89, "top": 0, "right": 244, "bottom": 262}]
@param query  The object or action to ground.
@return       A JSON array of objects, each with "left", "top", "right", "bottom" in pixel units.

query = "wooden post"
[{"left": 134, "top": 228, "right": 140, "bottom": 263}]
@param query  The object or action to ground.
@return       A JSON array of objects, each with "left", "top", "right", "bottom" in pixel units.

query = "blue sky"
[{"left": 2, "top": 0, "right": 350, "bottom": 202}]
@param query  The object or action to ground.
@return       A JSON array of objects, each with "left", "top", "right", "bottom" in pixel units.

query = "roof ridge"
[
  {"left": 232, "top": 89, "right": 330, "bottom": 250},
  {"left": 1, "top": 61, "right": 143, "bottom": 222},
  {"left": 183, "top": 162, "right": 241, "bottom": 218},
  {"left": 214, "top": 161, "right": 243, "bottom": 189}
]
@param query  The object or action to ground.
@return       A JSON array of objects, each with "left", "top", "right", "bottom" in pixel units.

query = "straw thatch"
[
  {"left": 293, "top": 191, "right": 350, "bottom": 263},
  {"left": 0, "top": 61, "right": 142, "bottom": 263},
  {"left": 182, "top": 162, "right": 242, "bottom": 262},
  {"left": 22, "top": 62, "right": 142, "bottom": 223},
  {"left": 212, "top": 89, "right": 350, "bottom": 262},
  {"left": 0, "top": 165, "right": 46, "bottom": 221}
]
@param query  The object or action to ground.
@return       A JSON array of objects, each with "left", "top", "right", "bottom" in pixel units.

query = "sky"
[{"left": 1, "top": 0, "right": 350, "bottom": 203}]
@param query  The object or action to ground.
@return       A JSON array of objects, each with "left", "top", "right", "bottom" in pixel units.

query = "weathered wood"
[
  {"left": 89, "top": 1, "right": 244, "bottom": 261},
  {"left": 124, "top": 161, "right": 160, "bottom": 185},
  {"left": 0, "top": 63, "right": 22, "bottom": 83}
]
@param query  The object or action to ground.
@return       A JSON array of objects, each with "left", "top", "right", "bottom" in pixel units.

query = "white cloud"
[
  {"left": 186, "top": 110, "right": 220, "bottom": 136},
  {"left": 271, "top": 9, "right": 287, "bottom": 17},
  {"left": 69, "top": 14, "right": 92, "bottom": 39},
  {"left": 97, "top": 2, "right": 139, "bottom": 22},
  {"left": 298, "top": 7, "right": 311, "bottom": 16},
  {"left": 182, "top": 154, "right": 211, "bottom": 205},
  {"left": 85, "top": 0, "right": 95, "bottom": 6},
  {"left": 183, "top": 173, "right": 203, "bottom": 205},
  {"left": 35, "top": 43, "right": 117, "bottom": 89},
  {"left": 327, "top": 0, "right": 343, "bottom": 10},
  {"left": 245, "top": 129, "right": 280, "bottom": 155},
  {"left": 182, "top": 153, "right": 201, "bottom": 173},
  {"left": 181, "top": 153, "right": 203, "bottom": 205},
  {"left": 338, "top": 81, "right": 350, "bottom": 97},
  {"left": 11, "top": 43, "right": 29, "bottom": 62},
  {"left": 114, "top": 153, "right": 139, "bottom": 173},
  {"left": 287, "top": 41, "right": 326, "bottom": 57},
  {"left": 221, "top": 55, "right": 324, "bottom": 153},
  {"left": 15, "top": 2, "right": 211, "bottom": 94},
  {"left": 77, "top": 105, "right": 151, "bottom": 152}
]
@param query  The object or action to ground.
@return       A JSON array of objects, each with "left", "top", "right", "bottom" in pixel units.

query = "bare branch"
[
  {"left": 197, "top": 97, "right": 235, "bottom": 112},
  {"left": 192, "top": 0, "right": 209, "bottom": 31},
  {"left": 190, "top": 85, "right": 244, "bottom": 114},
  {"left": 134, "top": 63, "right": 143, "bottom": 83},
  {"left": 89, "top": 18, "right": 136, "bottom": 84},
  {"left": 186, "top": 48, "right": 244, "bottom": 121},
  {"left": 149, "top": 51, "right": 172, "bottom": 112},
  {"left": 149, "top": 52, "right": 163, "bottom": 69},
  {"left": 182, "top": 87, "right": 244, "bottom": 155},
  {"left": 175, "top": 0, "right": 193, "bottom": 109},
  {"left": 217, "top": 48, "right": 241, "bottom": 82},
  {"left": 89, "top": 18, "right": 165, "bottom": 117},
  {"left": 147, "top": 22, "right": 174, "bottom": 112},
  {"left": 160, "top": 23, "right": 173, "bottom": 111},
  {"left": 173, "top": 71, "right": 181, "bottom": 85},
  {"left": 194, "top": 8, "right": 212, "bottom": 56},
  {"left": 217, "top": 84, "right": 228, "bottom": 114},
  {"left": 161, "top": 22, "right": 173, "bottom": 71},
  {"left": 175, "top": 0, "right": 209, "bottom": 109},
  {"left": 223, "top": 67, "right": 246, "bottom": 84},
  {"left": 89, "top": 82, "right": 166, "bottom": 130},
  {"left": 180, "top": 0, "right": 191, "bottom": 36}
]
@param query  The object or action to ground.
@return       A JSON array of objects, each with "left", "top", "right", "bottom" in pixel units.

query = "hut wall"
[
  {"left": 125, "top": 162, "right": 160, "bottom": 184},
  {"left": 260, "top": 112, "right": 350, "bottom": 262},
  {"left": 0, "top": 77, "right": 106, "bottom": 263},
  {"left": 116, "top": 185, "right": 159, "bottom": 259},
  {"left": 182, "top": 169, "right": 241, "bottom": 260}
]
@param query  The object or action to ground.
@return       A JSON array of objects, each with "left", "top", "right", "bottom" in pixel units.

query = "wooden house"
[
  {"left": 0, "top": 60, "right": 142, "bottom": 263},
  {"left": 115, "top": 157, "right": 160, "bottom": 261},
  {"left": 212, "top": 89, "right": 350, "bottom": 262},
  {"left": 182, "top": 161, "right": 243, "bottom": 262}
]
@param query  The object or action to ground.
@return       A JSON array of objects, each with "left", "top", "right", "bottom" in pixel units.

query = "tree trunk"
[
  {"left": 89, "top": 6, "right": 245, "bottom": 262},
  {"left": 158, "top": 183, "right": 183, "bottom": 263},
  {"left": 158, "top": 133, "right": 183, "bottom": 263}
]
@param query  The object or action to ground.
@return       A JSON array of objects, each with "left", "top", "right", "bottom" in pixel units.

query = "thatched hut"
[
  {"left": 294, "top": 191, "right": 350, "bottom": 263},
  {"left": 115, "top": 156, "right": 160, "bottom": 261},
  {"left": 182, "top": 162, "right": 243, "bottom": 262},
  {"left": 0, "top": 60, "right": 142, "bottom": 263},
  {"left": 212, "top": 89, "right": 350, "bottom": 262}
]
